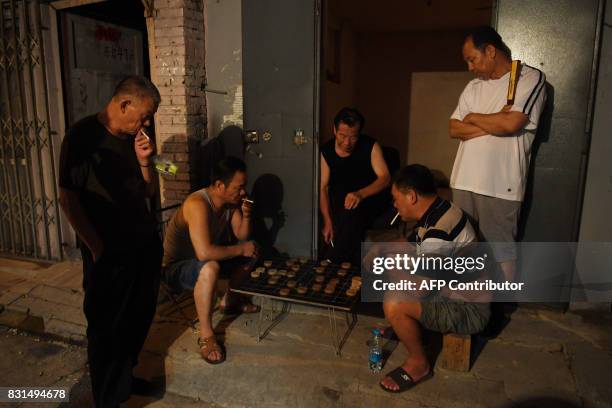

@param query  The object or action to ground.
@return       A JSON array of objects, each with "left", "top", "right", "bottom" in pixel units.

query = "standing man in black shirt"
[
  {"left": 59, "top": 76, "right": 161, "bottom": 407},
  {"left": 320, "top": 107, "right": 391, "bottom": 264}
]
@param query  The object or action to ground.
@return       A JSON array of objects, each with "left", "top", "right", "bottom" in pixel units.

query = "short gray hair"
[{"left": 113, "top": 75, "right": 161, "bottom": 106}]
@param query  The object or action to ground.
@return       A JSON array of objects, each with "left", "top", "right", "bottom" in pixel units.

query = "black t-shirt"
[
  {"left": 59, "top": 115, "right": 157, "bottom": 253},
  {"left": 321, "top": 134, "right": 377, "bottom": 200}
]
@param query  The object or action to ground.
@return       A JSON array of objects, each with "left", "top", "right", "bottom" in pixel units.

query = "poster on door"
[
  {"left": 62, "top": 13, "right": 144, "bottom": 126},
  {"left": 72, "top": 18, "right": 142, "bottom": 74}
]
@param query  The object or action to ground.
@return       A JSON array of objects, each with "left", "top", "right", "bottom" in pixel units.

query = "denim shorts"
[{"left": 162, "top": 257, "right": 249, "bottom": 292}]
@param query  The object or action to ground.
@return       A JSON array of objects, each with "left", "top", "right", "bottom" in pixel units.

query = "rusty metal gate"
[{"left": 0, "top": 0, "right": 62, "bottom": 261}]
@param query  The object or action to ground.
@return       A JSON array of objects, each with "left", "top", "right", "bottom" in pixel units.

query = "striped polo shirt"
[{"left": 410, "top": 197, "right": 477, "bottom": 258}]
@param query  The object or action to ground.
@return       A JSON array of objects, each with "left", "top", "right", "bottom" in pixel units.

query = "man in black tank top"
[{"left": 320, "top": 108, "right": 391, "bottom": 264}]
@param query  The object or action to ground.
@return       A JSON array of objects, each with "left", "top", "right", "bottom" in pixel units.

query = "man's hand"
[
  {"left": 241, "top": 240, "right": 258, "bottom": 258},
  {"left": 241, "top": 199, "right": 253, "bottom": 219},
  {"left": 322, "top": 221, "right": 334, "bottom": 244},
  {"left": 463, "top": 110, "right": 528, "bottom": 136},
  {"left": 344, "top": 191, "right": 363, "bottom": 210},
  {"left": 463, "top": 113, "right": 477, "bottom": 124},
  {"left": 134, "top": 129, "right": 155, "bottom": 164},
  {"left": 449, "top": 118, "right": 487, "bottom": 141}
]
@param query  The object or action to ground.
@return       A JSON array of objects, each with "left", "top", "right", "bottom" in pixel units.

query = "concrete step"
[{"left": 137, "top": 305, "right": 508, "bottom": 408}]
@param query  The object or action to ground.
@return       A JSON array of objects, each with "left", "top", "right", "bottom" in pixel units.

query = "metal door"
[
  {"left": 0, "top": 0, "right": 63, "bottom": 261},
  {"left": 494, "top": 0, "right": 604, "bottom": 241},
  {"left": 242, "top": 0, "right": 320, "bottom": 257}
]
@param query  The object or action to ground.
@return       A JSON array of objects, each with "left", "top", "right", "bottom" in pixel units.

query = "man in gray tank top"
[{"left": 162, "top": 157, "right": 258, "bottom": 364}]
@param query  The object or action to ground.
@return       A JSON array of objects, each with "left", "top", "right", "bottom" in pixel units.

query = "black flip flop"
[{"left": 379, "top": 366, "right": 433, "bottom": 393}]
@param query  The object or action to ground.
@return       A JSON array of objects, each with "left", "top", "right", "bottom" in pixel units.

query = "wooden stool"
[{"left": 439, "top": 333, "right": 471, "bottom": 372}]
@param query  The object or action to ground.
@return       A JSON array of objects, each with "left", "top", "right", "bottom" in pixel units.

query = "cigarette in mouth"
[
  {"left": 242, "top": 198, "right": 254, "bottom": 204},
  {"left": 390, "top": 212, "right": 400, "bottom": 226}
]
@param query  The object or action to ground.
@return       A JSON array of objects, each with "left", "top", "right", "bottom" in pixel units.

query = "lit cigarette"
[
  {"left": 140, "top": 128, "right": 151, "bottom": 141},
  {"left": 242, "top": 198, "right": 254, "bottom": 204},
  {"left": 390, "top": 211, "right": 400, "bottom": 226},
  {"left": 330, "top": 239, "right": 335, "bottom": 248}
]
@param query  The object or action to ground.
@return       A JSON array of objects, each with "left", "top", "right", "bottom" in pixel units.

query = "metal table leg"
[
  {"left": 256, "top": 296, "right": 266, "bottom": 342},
  {"left": 327, "top": 308, "right": 358, "bottom": 356},
  {"left": 257, "top": 297, "right": 290, "bottom": 342}
]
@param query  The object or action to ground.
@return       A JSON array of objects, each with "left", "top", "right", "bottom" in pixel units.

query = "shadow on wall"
[
  {"left": 250, "top": 173, "right": 286, "bottom": 259},
  {"left": 195, "top": 125, "right": 246, "bottom": 189},
  {"left": 518, "top": 82, "right": 555, "bottom": 241}
]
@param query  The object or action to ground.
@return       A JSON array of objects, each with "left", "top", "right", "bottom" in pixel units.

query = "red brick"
[
  {"left": 164, "top": 180, "right": 191, "bottom": 190},
  {"left": 156, "top": 124, "right": 187, "bottom": 135},
  {"left": 173, "top": 153, "right": 189, "bottom": 162},
  {"left": 161, "top": 143, "right": 188, "bottom": 153},
  {"left": 174, "top": 173, "right": 190, "bottom": 181}
]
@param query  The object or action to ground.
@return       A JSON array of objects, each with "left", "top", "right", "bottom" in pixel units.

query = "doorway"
[
  {"left": 320, "top": 0, "right": 492, "bottom": 186},
  {"left": 54, "top": 0, "right": 150, "bottom": 254}
]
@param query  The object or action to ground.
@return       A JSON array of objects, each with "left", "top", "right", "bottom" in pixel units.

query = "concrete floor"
[{"left": 1, "top": 258, "right": 611, "bottom": 408}]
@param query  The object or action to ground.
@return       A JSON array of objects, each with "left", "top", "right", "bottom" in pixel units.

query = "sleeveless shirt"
[
  {"left": 321, "top": 134, "right": 377, "bottom": 197},
  {"left": 162, "top": 189, "right": 233, "bottom": 267}
]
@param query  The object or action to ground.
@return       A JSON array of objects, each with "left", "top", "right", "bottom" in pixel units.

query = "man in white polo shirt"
[{"left": 449, "top": 26, "right": 546, "bottom": 284}]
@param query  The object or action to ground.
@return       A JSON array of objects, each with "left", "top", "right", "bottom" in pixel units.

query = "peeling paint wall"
[{"left": 204, "top": 0, "right": 243, "bottom": 138}]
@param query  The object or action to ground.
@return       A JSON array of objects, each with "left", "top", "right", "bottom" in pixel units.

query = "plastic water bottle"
[
  {"left": 151, "top": 155, "right": 178, "bottom": 176},
  {"left": 140, "top": 129, "right": 178, "bottom": 176},
  {"left": 368, "top": 328, "right": 383, "bottom": 373}
]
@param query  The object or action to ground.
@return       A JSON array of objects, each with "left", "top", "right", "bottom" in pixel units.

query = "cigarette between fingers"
[
  {"left": 242, "top": 198, "right": 254, "bottom": 204},
  {"left": 390, "top": 212, "right": 400, "bottom": 226},
  {"left": 140, "top": 129, "right": 151, "bottom": 141}
]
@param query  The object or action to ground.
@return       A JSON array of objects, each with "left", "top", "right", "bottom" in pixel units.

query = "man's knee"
[
  {"left": 384, "top": 300, "right": 422, "bottom": 321},
  {"left": 197, "top": 261, "right": 220, "bottom": 282}
]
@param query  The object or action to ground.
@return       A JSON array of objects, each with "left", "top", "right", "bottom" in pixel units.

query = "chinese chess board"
[{"left": 232, "top": 257, "right": 362, "bottom": 311}]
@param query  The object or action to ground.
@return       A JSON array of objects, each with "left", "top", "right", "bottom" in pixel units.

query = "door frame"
[{"left": 312, "top": 0, "right": 322, "bottom": 258}]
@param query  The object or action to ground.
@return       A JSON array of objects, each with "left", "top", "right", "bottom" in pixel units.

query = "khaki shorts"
[
  {"left": 452, "top": 189, "right": 521, "bottom": 262},
  {"left": 420, "top": 296, "right": 490, "bottom": 335}
]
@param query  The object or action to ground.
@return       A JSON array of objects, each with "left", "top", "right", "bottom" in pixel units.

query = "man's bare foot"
[{"left": 379, "top": 359, "right": 430, "bottom": 392}]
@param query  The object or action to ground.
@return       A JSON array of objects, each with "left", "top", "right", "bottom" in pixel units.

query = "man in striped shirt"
[{"left": 380, "top": 165, "right": 490, "bottom": 393}]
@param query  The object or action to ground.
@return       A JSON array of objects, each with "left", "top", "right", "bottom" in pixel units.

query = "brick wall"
[{"left": 147, "top": 0, "right": 207, "bottom": 208}]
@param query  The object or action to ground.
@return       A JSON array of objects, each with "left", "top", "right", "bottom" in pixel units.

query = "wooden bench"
[{"left": 438, "top": 333, "right": 471, "bottom": 372}]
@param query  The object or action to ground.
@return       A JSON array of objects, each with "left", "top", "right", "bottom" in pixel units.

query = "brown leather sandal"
[
  {"left": 198, "top": 336, "right": 226, "bottom": 365},
  {"left": 219, "top": 301, "right": 260, "bottom": 315}
]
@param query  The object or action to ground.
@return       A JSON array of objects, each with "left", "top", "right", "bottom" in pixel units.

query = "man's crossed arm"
[{"left": 449, "top": 108, "right": 529, "bottom": 141}]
